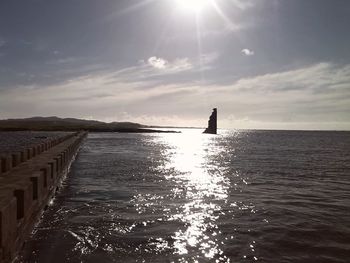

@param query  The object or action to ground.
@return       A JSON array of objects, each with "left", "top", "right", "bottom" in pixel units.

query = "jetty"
[{"left": 0, "top": 131, "right": 87, "bottom": 263}]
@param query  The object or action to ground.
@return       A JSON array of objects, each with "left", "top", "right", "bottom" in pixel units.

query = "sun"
[{"left": 176, "top": 0, "right": 211, "bottom": 12}]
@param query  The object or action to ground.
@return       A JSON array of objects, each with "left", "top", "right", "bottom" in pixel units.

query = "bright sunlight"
[{"left": 175, "top": 0, "right": 211, "bottom": 12}]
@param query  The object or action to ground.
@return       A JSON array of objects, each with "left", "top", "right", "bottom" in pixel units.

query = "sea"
[{"left": 19, "top": 129, "right": 350, "bottom": 263}]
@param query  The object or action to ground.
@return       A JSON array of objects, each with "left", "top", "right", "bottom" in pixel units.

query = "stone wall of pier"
[{"left": 0, "top": 131, "right": 87, "bottom": 263}]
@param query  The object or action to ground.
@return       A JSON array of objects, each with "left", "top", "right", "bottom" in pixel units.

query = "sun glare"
[{"left": 176, "top": 0, "right": 210, "bottom": 12}]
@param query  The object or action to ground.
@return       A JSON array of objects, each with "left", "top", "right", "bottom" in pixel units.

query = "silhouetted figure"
[{"left": 203, "top": 108, "right": 217, "bottom": 134}]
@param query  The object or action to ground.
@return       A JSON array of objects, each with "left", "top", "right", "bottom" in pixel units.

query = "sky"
[{"left": 0, "top": 0, "right": 350, "bottom": 130}]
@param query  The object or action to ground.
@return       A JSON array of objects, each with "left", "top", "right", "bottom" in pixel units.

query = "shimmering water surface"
[{"left": 20, "top": 130, "right": 350, "bottom": 263}]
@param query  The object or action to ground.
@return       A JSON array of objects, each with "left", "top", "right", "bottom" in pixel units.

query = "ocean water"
[
  {"left": 0, "top": 131, "right": 71, "bottom": 155},
  {"left": 20, "top": 129, "right": 350, "bottom": 263}
]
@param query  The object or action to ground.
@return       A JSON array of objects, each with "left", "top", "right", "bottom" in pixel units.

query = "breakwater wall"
[{"left": 0, "top": 131, "right": 87, "bottom": 263}]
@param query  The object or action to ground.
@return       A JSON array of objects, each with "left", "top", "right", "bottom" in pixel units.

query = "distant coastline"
[{"left": 0, "top": 116, "right": 179, "bottom": 133}]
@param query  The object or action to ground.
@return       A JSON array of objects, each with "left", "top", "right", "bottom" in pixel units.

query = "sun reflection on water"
[{"left": 157, "top": 129, "right": 231, "bottom": 262}]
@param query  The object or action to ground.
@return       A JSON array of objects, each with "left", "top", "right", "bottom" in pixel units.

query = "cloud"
[
  {"left": 241, "top": 48, "right": 254, "bottom": 56},
  {"left": 1, "top": 61, "right": 349, "bottom": 130},
  {"left": 229, "top": 62, "right": 350, "bottom": 94},
  {"left": 148, "top": 56, "right": 167, "bottom": 69},
  {"left": 147, "top": 56, "right": 193, "bottom": 71},
  {"left": 208, "top": 62, "right": 350, "bottom": 126},
  {"left": 105, "top": 56, "right": 201, "bottom": 84},
  {"left": 170, "top": 58, "right": 193, "bottom": 71}
]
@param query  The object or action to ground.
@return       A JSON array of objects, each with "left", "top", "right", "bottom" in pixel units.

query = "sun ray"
[
  {"left": 116, "top": 0, "right": 156, "bottom": 16},
  {"left": 195, "top": 12, "right": 205, "bottom": 83},
  {"left": 209, "top": 0, "right": 239, "bottom": 31},
  {"left": 152, "top": 9, "right": 177, "bottom": 55},
  {"left": 175, "top": 0, "right": 210, "bottom": 13},
  {"left": 101, "top": 0, "right": 156, "bottom": 24}
]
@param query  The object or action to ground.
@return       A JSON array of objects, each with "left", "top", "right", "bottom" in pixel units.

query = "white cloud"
[
  {"left": 148, "top": 56, "right": 168, "bottom": 69},
  {"left": 241, "top": 48, "right": 254, "bottom": 56},
  {"left": 171, "top": 58, "right": 193, "bottom": 71},
  {"left": 147, "top": 56, "right": 193, "bottom": 71},
  {"left": 107, "top": 56, "right": 198, "bottom": 83}
]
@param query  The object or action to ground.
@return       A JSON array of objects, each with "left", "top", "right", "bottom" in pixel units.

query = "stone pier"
[{"left": 0, "top": 131, "right": 87, "bottom": 263}]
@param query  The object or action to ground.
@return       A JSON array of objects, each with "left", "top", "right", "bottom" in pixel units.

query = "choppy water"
[
  {"left": 0, "top": 131, "right": 71, "bottom": 155},
  {"left": 20, "top": 129, "right": 350, "bottom": 263}
]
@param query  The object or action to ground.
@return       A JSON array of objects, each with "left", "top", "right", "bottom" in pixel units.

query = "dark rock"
[{"left": 203, "top": 108, "right": 217, "bottom": 134}]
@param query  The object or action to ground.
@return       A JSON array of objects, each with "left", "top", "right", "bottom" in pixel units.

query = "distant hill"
[{"left": 0, "top": 116, "right": 174, "bottom": 133}]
